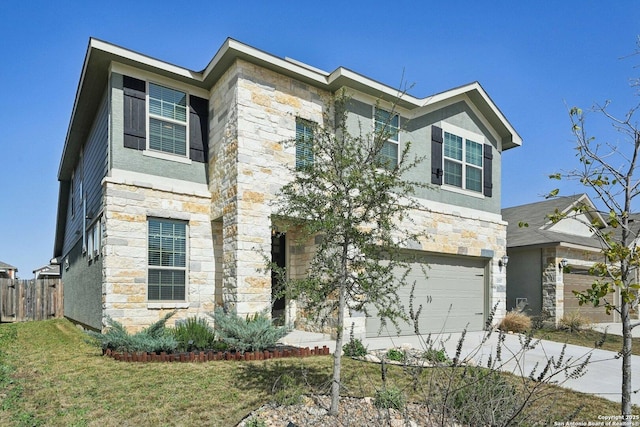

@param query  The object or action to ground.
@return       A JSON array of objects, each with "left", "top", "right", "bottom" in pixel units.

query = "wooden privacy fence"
[{"left": 0, "top": 278, "right": 63, "bottom": 322}]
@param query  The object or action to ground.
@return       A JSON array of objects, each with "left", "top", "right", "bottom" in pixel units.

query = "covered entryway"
[
  {"left": 366, "top": 253, "right": 488, "bottom": 337},
  {"left": 271, "top": 233, "right": 286, "bottom": 325},
  {"left": 563, "top": 269, "right": 615, "bottom": 323}
]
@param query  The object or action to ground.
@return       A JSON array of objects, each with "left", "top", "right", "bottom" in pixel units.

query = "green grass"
[
  {"left": 0, "top": 319, "right": 631, "bottom": 426},
  {"left": 534, "top": 327, "right": 640, "bottom": 355}
]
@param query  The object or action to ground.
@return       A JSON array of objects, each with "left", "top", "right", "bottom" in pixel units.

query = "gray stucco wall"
[
  {"left": 505, "top": 248, "right": 542, "bottom": 315},
  {"left": 345, "top": 99, "right": 502, "bottom": 215},
  {"left": 109, "top": 73, "right": 208, "bottom": 185},
  {"left": 62, "top": 239, "right": 103, "bottom": 330}
]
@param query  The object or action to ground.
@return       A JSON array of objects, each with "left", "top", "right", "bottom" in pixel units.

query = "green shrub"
[
  {"left": 245, "top": 416, "right": 267, "bottom": 427},
  {"left": 210, "top": 307, "right": 287, "bottom": 353},
  {"left": 86, "top": 311, "right": 178, "bottom": 353},
  {"left": 172, "top": 317, "right": 216, "bottom": 352},
  {"left": 272, "top": 373, "right": 303, "bottom": 406},
  {"left": 385, "top": 348, "right": 405, "bottom": 362},
  {"left": 343, "top": 337, "right": 367, "bottom": 357},
  {"left": 424, "top": 348, "right": 449, "bottom": 364},
  {"left": 374, "top": 386, "right": 406, "bottom": 410}
]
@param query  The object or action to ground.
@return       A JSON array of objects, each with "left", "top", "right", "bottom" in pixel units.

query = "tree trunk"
[
  {"left": 330, "top": 282, "right": 346, "bottom": 415},
  {"left": 621, "top": 299, "right": 632, "bottom": 417}
]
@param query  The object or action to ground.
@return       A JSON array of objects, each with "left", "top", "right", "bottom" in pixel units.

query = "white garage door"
[{"left": 366, "top": 253, "right": 487, "bottom": 337}]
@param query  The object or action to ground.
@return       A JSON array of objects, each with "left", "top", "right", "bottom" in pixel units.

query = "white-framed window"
[
  {"left": 86, "top": 218, "right": 102, "bottom": 263},
  {"left": 374, "top": 107, "right": 399, "bottom": 169},
  {"left": 148, "top": 83, "right": 188, "bottom": 156},
  {"left": 443, "top": 129, "right": 483, "bottom": 193},
  {"left": 147, "top": 218, "right": 187, "bottom": 301},
  {"left": 295, "top": 118, "right": 314, "bottom": 170}
]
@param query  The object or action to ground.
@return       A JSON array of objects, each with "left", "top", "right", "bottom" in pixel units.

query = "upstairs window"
[
  {"left": 295, "top": 118, "right": 314, "bottom": 170},
  {"left": 374, "top": 108, "right": 399, "bottom": 169},
  {"left": 443, "top": 131, "right": 483, "bottom": 193},
  {"left": 148, "top": 83, "right": 188, "bottom": 156},
  {"left": 148, "top": 219, "right": 187, "bottom": 301}
]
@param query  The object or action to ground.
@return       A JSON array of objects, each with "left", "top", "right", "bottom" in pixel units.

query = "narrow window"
[
  {"left": 295, "top": 118, "right": 314, "bottom": 170},
  {"left": 148, "top": 83, "right": 188, "bottom": 156},
  {"left": 148, "top": 219, "right": 187, "bottom": 301},
  {"left": 374, "top": 108, "right": 399, "bottom": 169}
]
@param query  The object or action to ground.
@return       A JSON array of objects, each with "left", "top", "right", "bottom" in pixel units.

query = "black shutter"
[
  {"left": 189, "top": 96, "right": 209, "bottom": 163},
  {"left": 483, "top": 143, "right": 493, "bottom": 197},
  {"left": 431, "top": 125, "right": 443, "bottom": 185},
  {"left": 123, "top": 76, "right": 146, "bottom": 150}
]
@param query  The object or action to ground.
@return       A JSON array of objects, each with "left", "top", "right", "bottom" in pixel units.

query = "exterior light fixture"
[
  {"left": 499, "top": 255, "right": 509, "bottom": 268},
  {"left": 560, "top": 258, "right": 569, "bottom": 269}
]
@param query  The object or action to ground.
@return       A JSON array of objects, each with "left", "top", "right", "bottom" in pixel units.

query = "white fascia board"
[
  {"left": 202, "top": 38, "right": 329, "bottom": 87},
  {"left": 109, "top": 62, "right": 210, "bottom": 99},
  {"left": 557, "top": 242, "right": 604, "bottom": 252},
  {"left": 328, "top": 67, "right": 422, "bottom": 105},
  {"left": 58, "top": 41, "right": 93, "bottom": 179},
  {"left": 566, "top": 194, "right": 607, "bottom": 229},
  {"left": 90, "top": 38, "right": 202, "bottom": 81},
  {"left": 429, "top": 82, "right": 522, "bottom": 147}
]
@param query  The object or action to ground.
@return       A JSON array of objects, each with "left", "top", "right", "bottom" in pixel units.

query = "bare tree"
[{"left": 547, "top": 91, "right": 640, "bottom": 416}]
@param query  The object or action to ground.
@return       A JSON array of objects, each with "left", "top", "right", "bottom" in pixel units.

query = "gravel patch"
[{"left": 238, "top": 394, "right": 464, "bottom": 427}]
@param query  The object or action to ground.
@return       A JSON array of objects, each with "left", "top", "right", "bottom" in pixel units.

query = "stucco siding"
[
  {"left": 505, "top": 248, "right": 542, "bottom": 314},
  {"left": 62, "top": 239, "right": 103, "bottom": 330},
  {"left": 109, "top": 72, "right": 208, "bottom": 186},
  {"left": 344, "top": 98, "right": 502, "bottom": 215}
]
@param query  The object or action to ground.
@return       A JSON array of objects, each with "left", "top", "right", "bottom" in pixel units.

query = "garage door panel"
[
  {"left": 564, "top": 272, "right": 614, "bottom": 323},
  {"left": 366, "top": 254, "right": 487, "bottom": 337}
]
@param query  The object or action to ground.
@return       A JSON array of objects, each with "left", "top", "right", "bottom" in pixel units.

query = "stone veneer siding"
[
  {"left": 206, "top": 59, "right": 508, "bottom": 334},
  {"left": 102, "top": 178, "right": 216, "bottom": 332},
  {"left": 209, "top": 59, "right": 326, "bottom": 318},
  {"left": 542, "top": 246, "right": 620, "bottom": 324}
]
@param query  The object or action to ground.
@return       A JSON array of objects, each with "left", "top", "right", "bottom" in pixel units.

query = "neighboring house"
[
  {"left": 502, "top": 194, "right": 623, "bottom": 324},
  {"left": 33, "top": 264, "right": 61, "bottom": 280},
  {"left": 0, "top": 261, "right": 18, "bottom": 279},
  {"left": 53, "top": 37, "right": 522, "bottom": 334}
]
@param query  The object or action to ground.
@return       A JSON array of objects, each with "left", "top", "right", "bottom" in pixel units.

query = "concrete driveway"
[{"left": 281, "top": 327, "right": 640, "bottom": 406}]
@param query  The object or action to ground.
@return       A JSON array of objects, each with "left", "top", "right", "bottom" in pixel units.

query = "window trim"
[
  {"left": 146, "top": 81, "right": 190, "bottom": 159},
  {"left": 295, "top": 117, "right": 315, "bottom": 170},
  {"left": 147, "top": 217, "right": 188, "bottom": 302},
  {"left": 441, "top": 124, "right": 485, "bottom": 195},
  {"left": 373, "top": 107, "right": 400, "bottom": 169}
]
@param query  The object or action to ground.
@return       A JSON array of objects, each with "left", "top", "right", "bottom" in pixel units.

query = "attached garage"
[
  {"left": 563, "top": 269, "right": 615, "bottom": 323},
  {"left": 366, "top": 253, "right": 489, "bottom": 337}
]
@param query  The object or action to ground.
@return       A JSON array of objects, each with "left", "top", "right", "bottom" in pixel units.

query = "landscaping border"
[{"left": 103, "top": 345, "right": 331, "bottom": 363}]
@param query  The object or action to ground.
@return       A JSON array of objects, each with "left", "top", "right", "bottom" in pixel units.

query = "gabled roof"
[
  {"left": 502, "top": 194, "right": 607, "bottom": 250},
  {"left": 58, "top": 38, "right": 523, "bottom": 181},
  {"left": 33, "top": 264, "right": 60, "bottom": 276},
  {"left": 0, "top": 261, "right": 17, "bottom": 271}
]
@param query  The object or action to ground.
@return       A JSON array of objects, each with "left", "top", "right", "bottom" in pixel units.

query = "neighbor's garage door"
[
  {"left": 366, "top": 253, "right": 487, "bottom": 337},
  {"left": 564, "top": 270, "right": 614, "bottom": 323}
]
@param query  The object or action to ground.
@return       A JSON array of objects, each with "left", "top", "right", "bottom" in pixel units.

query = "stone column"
[{"left": 541, "top": 248, "right": 562, "bottom": 324}]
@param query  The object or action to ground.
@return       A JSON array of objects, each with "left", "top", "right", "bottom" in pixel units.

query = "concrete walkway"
[
  {"left": 280, "top": 327, "right": 640, "bottom": 406},
  {"left": 593, "top": 322, "right": 640, "bottom": 338}
]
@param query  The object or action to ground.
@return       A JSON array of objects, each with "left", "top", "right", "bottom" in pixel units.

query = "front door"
[{"left": 271, "top": 233, "right": 286, "bottom": 325}]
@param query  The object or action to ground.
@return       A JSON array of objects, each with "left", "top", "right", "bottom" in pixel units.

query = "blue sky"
[{"left": 1, "top": 1, "right": 639, "bottom": 276}]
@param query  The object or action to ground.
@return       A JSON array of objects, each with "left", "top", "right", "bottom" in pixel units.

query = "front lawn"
[
  {"left": 534, "top": 327, "right": 640, "bottom": 355},
  {"left": 0, "top": 319, "right": 628, "bottom": 426}
]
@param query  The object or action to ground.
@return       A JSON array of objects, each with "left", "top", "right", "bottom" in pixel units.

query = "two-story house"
[
  {"left": 53, "top": 38, "right": 521, "bottom": 334},
  {"left": 0, "top": 261, "right": 18, "bottom": 279}
]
